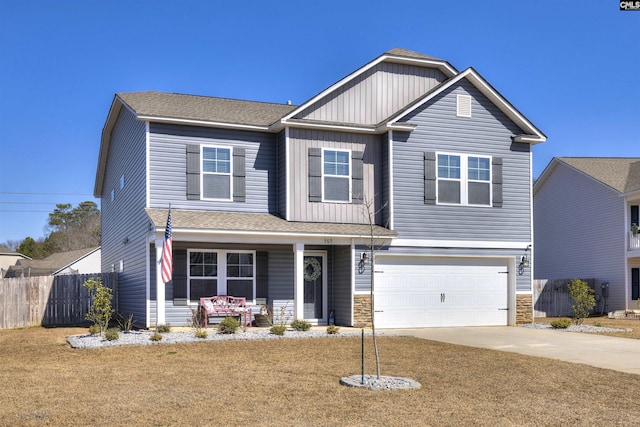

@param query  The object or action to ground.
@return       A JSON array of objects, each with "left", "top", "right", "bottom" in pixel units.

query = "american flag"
[{"left": 160, "top": 208, "right": 173, "bottom": 284}]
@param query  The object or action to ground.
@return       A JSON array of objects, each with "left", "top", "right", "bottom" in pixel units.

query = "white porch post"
[
  {"left": 293, "top": 243, "right": 304, "bottom": 320},
  {"left": 155, "top": 238, "right": 166, "bottom": 325}
]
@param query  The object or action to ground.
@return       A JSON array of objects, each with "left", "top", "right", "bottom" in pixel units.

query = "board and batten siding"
[
  {"left": 392, "top": 80, "right": 531, "bottom": 242},
  {"left": 288, "top": 128, "right": 382, "bottom": 223},
  {"left": 534, "top": 163, "right": 626, "bottom": 310},
  {"left": 277, "top": 130, "right": 287, "bottom": 218},
  {"left": 100, "top": 106, "right": 148, "bottom": 325},
  {"left": 295, "top": 62, "right": 447, "bottom": 125},
  {"left": 148, "top": 123, "right": 278, "bottom": 213}
]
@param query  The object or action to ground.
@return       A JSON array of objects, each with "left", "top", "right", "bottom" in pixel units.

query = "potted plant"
[
  {"left": 254, "top": 304, "right": 272, "bottom": 327},
  {"left": 632, "top": 223, "right": 639, "bottom": 237}
]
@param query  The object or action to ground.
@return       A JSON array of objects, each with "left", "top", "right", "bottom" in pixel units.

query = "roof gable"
[
  {"left": 388, "top": 67, "right": 546, "bottom": 143},
  {"left": 551, "top": 157, "right": 640, "bottom": 194}
]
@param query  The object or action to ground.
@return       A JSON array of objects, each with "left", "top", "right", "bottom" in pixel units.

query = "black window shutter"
[
  {"left": 492, "top": 157, "right": 503, "bottom": 208},
  {"left": 172, "top": 249, "right": 188, "bottom": 305},
  {"left": 424, "top": 152, "right": 436, "bottom": 205},
  {"left": 308, "top": 148, "right": 322, "bottom": 202},
  {"left": 256, "top": 251, "right": 268, "bottom": 299},
  {"left": 233, "top": 147, "right": 246, "bottom": 202},
  {"left": 631, "top": 205, "right": 639, "bottom": 227},
  {"left": 186, "top": 145, "right": 201, "bottom": 200},
  {"left": 632, "top": 268, "right": 639, "bottom": 301},
  {"left": 352, "top": 150, "right": 364, "bottom": 204}
]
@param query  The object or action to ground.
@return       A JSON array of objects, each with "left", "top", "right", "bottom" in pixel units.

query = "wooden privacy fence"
[
  {"left": 0, "top": 273, "right": 118, "bottom": 329},
  {"left": 532, "top": 278, "right": 595, "bottom": 318}
]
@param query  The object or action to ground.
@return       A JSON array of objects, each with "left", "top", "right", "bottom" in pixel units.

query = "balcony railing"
[{"left": 629, "top": 232, "right": 640, "bottom": 251}]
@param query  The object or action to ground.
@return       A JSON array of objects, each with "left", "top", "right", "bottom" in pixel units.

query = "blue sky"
[{"left": 0, "top": 0, "right": 638, "bottom": 244}]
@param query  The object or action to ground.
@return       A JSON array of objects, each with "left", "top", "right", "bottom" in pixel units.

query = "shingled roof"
[
  {"left": 558, "top": 157, "right": 640, "bottom": 194},
  {"left": 146, "top": 209, "right": 396, "bottom": 239},
  {"left": 118, "top": 92, "right": 297, "bottom": 127},
  {"left": 385, "top": 47, "right": 442, "bottom": 61}
]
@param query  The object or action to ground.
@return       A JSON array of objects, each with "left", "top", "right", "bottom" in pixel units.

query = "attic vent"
[{"left": 457, "top": 94, "right": 472, "bottom": 117}]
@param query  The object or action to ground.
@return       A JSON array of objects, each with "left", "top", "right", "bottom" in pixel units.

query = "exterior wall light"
[{"left": 518, "top": 244, "right": 531, "bottom": 275}]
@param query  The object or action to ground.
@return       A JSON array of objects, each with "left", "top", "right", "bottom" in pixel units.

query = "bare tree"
[{"left": 361, "top": 195, "right": 389, "bottom": 379}]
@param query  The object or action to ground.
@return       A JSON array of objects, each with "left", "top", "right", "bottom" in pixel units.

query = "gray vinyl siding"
[
  {"left": 288, "top": 128, "right": 382, "bottom": 223},
  {"left": 277, "top": 130, "right": 287, "bottom": 218},
  {"left": 295, "top": 62, "right": 447, "bottom": 125},
  {"left": 534, "top": 163, "right": 626, "bottom": 310},
  {"left": 148, "top": 123, "right": 278, "bottom": 214},
  {"left": 99, "top": 107, "right": 148, "bottom": 325},
  {"left": 392, "top": 80, "right": 531, "bottom": 242},
  {"left": 332, "top": 245, "right": 352, "bottom": 326}
]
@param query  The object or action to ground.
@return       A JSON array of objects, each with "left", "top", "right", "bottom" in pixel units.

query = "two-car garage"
[{"left": 373, "top": 256, "right": 512, "bottom": 328}]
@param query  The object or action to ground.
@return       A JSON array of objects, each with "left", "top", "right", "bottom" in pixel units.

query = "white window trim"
[
  {"left": 187, "top": 249, "right": 256, "bottom": 304},
  {"left": 200, "top": 145, "right": 233, "bottom": 201},
  {"left": 436, "top": 152, "right": 492, "bottom": 207},
  {"left": 321, "top": 147, "right": 352, "bottom": 203}
]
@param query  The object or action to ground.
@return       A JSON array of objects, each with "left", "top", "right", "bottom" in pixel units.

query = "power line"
[
  {"left": 0, "top": 201, "right": 64, "bottom": 205},
  {"left": 0, "top": 191, "right": 93, "bottom": 196},
  {"left": 0, "top": 210, "right": 52, "bottom": 213}
]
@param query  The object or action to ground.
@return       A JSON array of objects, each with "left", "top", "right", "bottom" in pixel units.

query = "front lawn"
[{"left": 0, "top": 327, "right": 638, "bottom": 426}]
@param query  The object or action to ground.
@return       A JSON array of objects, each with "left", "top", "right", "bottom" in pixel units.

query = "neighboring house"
[
  {"left": 94, "top": 48, "right": 545, "bottom": 329},
  {"left": 3, "top": 247, "right": 101, "bottom": 278},
  {"left": 534, "top": 158, "right": 640, "bottom": 313},
  {"left": 0, "top": 247, "right": 31, "bottom": 278}
]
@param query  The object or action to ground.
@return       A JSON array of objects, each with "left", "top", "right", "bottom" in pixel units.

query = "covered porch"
[{"left": 144, "top": 209, "right": 395, "bottom": 328}]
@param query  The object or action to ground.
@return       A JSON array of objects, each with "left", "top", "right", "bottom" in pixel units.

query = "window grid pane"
[
  {"left": 324, "top": 150, "right": 350, "bottom": 177},
  {"left": 203, "top": 147, "right": 231, "bottom": 174},
  {"left": 437, "top": 154, "right": 461, "bottom": 179},
  {"left": 227, "top": 252, "right": 253, "bottom": 278},
  {"left": 189, "top": 252, "right": 217, "bottom": 277},
  {"left": 468, "top": 157, "right": 490, "bottom": 182}
]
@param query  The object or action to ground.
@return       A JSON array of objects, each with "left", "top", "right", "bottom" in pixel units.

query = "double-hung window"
[
  {"left": 202, "top": 146, "right": 232, "bottom": 200},
  {"left": 437, "top": 153, "right": 491, "bottom": 206},
  {"left": 188, "top": 250, "right": 255, "bottom": 303},
  {"left": 323, "top": 149, "right": 351, "bottom": 202}
]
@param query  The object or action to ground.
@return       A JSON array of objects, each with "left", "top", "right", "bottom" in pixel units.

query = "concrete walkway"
[{"left": 389, "top": 326, "right": 640, "bottom": 375}]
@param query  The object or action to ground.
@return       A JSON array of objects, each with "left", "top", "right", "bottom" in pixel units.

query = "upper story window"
[
  {"left": 202, "top": 146, "right": 232, "bottom": 200},
  {"left": 323, "top": 149, "right": 351, "bottom": 202},
  {"left": 120, "top": 175, "right": 125, "bottom": 190},
  {"left": 437, "top": 153, "right": 491, "bottom": 206}
]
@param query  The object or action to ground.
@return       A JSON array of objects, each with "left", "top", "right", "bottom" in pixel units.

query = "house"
[
  {"left": 3, "top": 247, "right": 101, "bottom": 278},
  {"left": 0, "top": 247, "right": 31, "bottom": 278},
  {"left": 534, "top": 157, "right": 640, "bottom": 313},
  {"left": 94, "top": 48, "right": 545, "bottom": 329}
]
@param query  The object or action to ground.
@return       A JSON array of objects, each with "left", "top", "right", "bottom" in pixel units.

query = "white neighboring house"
[
  {"left": 0, "top": 247, "right": 31, "bottom": 278},
  {"left": 534, "top": 158, "right": 640, "bottom": 313},
  {"left": 4, "top": 247, "right": 101, "bottom": 278}
]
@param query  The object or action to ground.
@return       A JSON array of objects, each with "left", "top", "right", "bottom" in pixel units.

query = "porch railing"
[{"left": 629, "top": 232, "right": 640, "bottom": 250}]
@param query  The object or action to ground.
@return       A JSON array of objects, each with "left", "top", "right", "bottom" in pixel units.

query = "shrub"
[
  {"left": 105, "top": 328, "right": 120, "bottom": 341},
  {"left": 195, "top": 330, "right": 208, "bottom": 339},
  {"left": 290, "top": 319, "right": 311, "bottom": 331},
  {"left": 270, "top": 325, "right": 286, "bottom": 336},
  {"left": 83, "top": 278, "right": 114, "bottom": 337},
  {"left": 326, "top": 325, "right": 340, "bottom": 335},
  {"left": 593, "top": 322, "right": 604, "bottom": 327},
  {"left": 567, "top": 279, "right": 596, "bottom": 325},
  {"left": 156, "top": 324, "right": 171, "bottom": 333},
  {"left": 218, "top": 317, "right": 240, "bottom": 334},
  {"left": 88, "top": 323, "right": 100, "bottom": 335},
  {"left": 550, "top": 318, "right": 572, "bottom": 329},
  {"left": 150, "top": 332, "right": 163, "bottom": 342},
  {"left": 117, "top": 312, "right": 134, "bottom": 332}
]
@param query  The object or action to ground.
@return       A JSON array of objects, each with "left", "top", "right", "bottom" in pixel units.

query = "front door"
[{"left": 303, "top": 252, "right": 326, "bottom": 323}]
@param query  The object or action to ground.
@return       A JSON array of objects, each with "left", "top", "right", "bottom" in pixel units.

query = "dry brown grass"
[
  {"left": 1, "top": 326, "right": 639, "bottom": 426},
  {"left": 534, "top": 315, "right": 640, "bottom": 339}
]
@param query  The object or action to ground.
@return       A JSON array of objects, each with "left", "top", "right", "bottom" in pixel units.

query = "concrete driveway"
[{"left": 389, "top": 326, "right": 640, "bottom": 375}]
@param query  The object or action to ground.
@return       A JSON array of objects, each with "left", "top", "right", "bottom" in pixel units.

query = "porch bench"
[{"left": 200, "top": 296, "right": 252, "bottom": 328}]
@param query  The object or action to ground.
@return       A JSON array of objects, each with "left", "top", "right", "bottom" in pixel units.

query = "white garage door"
[{"left": 374, "top": 256, "right": 509, "bottom": 328}]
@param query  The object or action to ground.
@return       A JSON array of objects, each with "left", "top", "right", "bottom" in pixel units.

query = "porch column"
[
  {"left": 155, "top": 238, "right": 166, "bottom": 325},
  {"left": 293, "top": 243, "right": 304, "bottom": 320}
]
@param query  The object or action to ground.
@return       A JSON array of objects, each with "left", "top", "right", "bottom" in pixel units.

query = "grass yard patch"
[{"left": 0, "top": 326, "right": 639, "bottom": 426}]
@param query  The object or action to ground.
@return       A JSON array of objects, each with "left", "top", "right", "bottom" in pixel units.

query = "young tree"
[
  {"left": 361, "top": 196, "right": 389, "bottom": 379},
  {"left": 567, "top": 279, "right": 596, "bottom": 325},
  {"left": 83, "top": 277, "right": 114, "bottom": 336}
]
